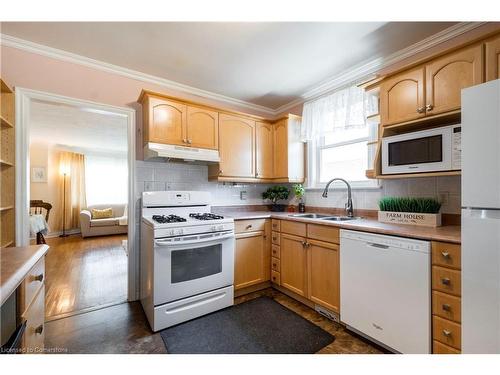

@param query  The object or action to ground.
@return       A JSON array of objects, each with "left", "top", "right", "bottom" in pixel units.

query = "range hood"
[{"left": 144, "top": 142, "right": 220, "bottom": 163}]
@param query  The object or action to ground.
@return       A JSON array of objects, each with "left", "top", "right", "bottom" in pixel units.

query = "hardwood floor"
[
  {"left": 44, "top": 288, "right": 385, "bottom": 354},
  {"left": 44, "top": 234, "right": 128, "bottom": 319}
]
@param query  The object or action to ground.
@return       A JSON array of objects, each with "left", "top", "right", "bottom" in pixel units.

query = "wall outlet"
[
  {"left": 240, "top": 191, "right": 248, "bottom": 200},
  {"left": 439, "top": 192, "right": 449, "bottom": 206}
]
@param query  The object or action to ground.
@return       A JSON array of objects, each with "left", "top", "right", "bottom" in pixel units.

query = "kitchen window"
[{"left": 302, "top": 85, "right": 379, "bottom": 189}]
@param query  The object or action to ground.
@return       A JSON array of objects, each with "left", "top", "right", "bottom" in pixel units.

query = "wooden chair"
[{"left": 30, "top": 200, "right": 52, "bottom": 244}]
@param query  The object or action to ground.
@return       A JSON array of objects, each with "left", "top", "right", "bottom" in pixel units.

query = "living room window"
[
  {"left": 302, "top": 85, "right": 379, "bottom": 189},
  {"left": 85, "top": 153, "right": 128, "bottom": 205}
]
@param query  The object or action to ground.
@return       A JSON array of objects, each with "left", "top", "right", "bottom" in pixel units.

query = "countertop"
[
  {"left": 214, "top": 210, "right": 461, "bottom": 244},
  {"left": 1, "top": 244, "right": 49, "bottom": 305}
]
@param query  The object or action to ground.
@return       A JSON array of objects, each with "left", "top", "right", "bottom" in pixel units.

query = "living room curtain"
[{"left": 59, "top": 151, "right": 86, "bottom": 230}]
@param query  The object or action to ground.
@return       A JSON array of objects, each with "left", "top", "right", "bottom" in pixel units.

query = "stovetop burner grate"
[
  {"left": 189, "top": 213, "right": 225, "bottom": 220},
  {"left": 152, "top": 214, "right": 187, "bottom": 223}
]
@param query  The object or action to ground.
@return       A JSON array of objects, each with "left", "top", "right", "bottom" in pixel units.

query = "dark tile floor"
[{"left": 45, "top": 288, "right": 385, "bottom": 354}]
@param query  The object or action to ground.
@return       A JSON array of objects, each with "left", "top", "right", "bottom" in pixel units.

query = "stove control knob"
[
  {"left": 176, "top": 229, "right": 184, "bottom": 235},
  {"left": 169, "top": 229, "right": 175, "bottom": 236},
  {"left": 217, "top": 225, "right": 224, "bottom": 231},
  {"left": 211, "top": 225, "right": 217, "bottom": 232}
]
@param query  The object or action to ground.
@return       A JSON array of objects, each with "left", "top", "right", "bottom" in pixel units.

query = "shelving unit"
[{"left": 1, "top": 78, "right": 15, "bottom": 248}]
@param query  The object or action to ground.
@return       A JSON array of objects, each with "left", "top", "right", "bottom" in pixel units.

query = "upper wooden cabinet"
[
  {"left": 143, "top": 95, "right": 186, "bottom": 146},
  {"left": 425, "top": 44, "right": 483, "bottom": 116},
  {"left": 380, "top": 66, "right": 425, "bottom": 126},
  {"left": 273, "top": 115, "right": 305, "bottom": 183},
  {"left": 186, "top": 106, "right": 219, "bottom": 150},
  {"left": 217, "top": 114, "right": 256, "bottom": 179},
  {"left": 378, "top": 42, "right": 485, "bottom": 127},
  {"left": 256, "top": 121, "right": 274, "bottom": 179},
  {"left": 486, "top": 34, "right": 500, "bottom": 81}
]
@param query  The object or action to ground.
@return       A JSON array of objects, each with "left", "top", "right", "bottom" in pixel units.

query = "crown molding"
[
  {"left": 0, "top": 33, "right": 276, "bottom": 116},
  {"left": 1, "top": 22, "right": 488, "bottom": 117},
  {"left": 274, "top": 22, "right": 488, "bottom": 114}
]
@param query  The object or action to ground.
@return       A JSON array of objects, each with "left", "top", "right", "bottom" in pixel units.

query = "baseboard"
[{"left": 30, "top": 228, "right": 81, "bottom": 241}]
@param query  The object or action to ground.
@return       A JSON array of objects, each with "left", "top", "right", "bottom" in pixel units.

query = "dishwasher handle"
[{"left": 366, "top": 242, "right": 390, "bottom": 250}]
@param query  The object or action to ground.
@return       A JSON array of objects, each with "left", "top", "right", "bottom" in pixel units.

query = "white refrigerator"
[{"left": 462, "top": 79, "right": 500, "bottom": 353}]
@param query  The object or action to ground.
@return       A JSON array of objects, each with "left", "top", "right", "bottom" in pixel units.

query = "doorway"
[{"left": 15, "top": 88, "right": 137, "bottom": 320}]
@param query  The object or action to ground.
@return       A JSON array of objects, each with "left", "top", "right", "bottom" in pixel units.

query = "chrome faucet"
[{"left": 322, "top": 178, "right": 354, "bottom": 218}]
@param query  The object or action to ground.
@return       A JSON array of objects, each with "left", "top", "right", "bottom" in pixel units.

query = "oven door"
[
  {"left": 382, "top": 127, "right": 452, "bottom": 174},
  {"left": 153, "top": 230, "right": 235, "bottom": 305}
]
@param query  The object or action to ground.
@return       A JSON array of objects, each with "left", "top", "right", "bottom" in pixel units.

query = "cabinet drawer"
[
  {"left": 271, "top": 244, "right": 281, "bottom": 259},
  {"left": 432, "top": 291, "right": 461, "bottom": 323},
  {"left": 19, "top": 257, "right": 45, "bottom": 314},
  {"left": 281, "top": 220, "right": 306, "bottom": 237},
  {"left": 21, "top": 284, "right": 45, "bottom": 354},
  {"left": 271, "top": 232, "right": 281, "bottom": 245},
  {"left": 271, "top": 270, "right": 281, "bottom": 285},
  {"left": 432, "top": 242, "right": 461, "bottom": 270},
  {"left": 235, "top": 219, "right": 266, "bottom": 234},
  {"left": 432, "top": 266, "right": 461, "bottom": 296},
  {"left": 307, "top": 224, "right": 340, "bottom": 244},
  {"left": 271, "top": 219, "right": 281, "bottom": 232},
  {"left": 433, "top": 316, "right": 461, "bottom": 350},
  {"left": 271, "top": 257, "right": 281, "bottom": 272},
  {"left": 433, "top": 340, "right": 461, "bottom": 354}
]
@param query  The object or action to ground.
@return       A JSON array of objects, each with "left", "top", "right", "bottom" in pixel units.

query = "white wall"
[{"left": 135, "top": 161, "right": 461, "bottom": 214}]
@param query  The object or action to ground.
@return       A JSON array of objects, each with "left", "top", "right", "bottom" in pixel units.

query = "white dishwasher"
[{"left": 340, "top": 229, "right": 431, "bottom": 353}]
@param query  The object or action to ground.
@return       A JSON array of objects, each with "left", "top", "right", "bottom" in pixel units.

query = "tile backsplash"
[{"left": 135, "top": 161, "right": 461, "bottom": 214}]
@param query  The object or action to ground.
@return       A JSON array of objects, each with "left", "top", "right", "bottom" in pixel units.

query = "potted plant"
[
  {"left": 262, "top": 186, "right": 290, "bottom": 212},
  {"left": 293, "top": 184, "right": 306, "bottom": 213},
  {"left": 378, "top": 197, "right": 442, "bottom": 227}
]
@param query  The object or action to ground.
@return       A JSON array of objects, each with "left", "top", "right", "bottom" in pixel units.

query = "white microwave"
[{"left": 382, "top": 124, "right": 461, "bottom": 175}]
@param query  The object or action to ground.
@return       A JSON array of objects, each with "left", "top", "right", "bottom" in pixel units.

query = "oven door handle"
[{"left": 154, "top": 232, "right": 235, "bottom": 247}]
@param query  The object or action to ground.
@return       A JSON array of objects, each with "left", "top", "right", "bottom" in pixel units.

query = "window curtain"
[
  {"left": 59, "top": 151, "right": 86, "bottom": 230},
  {"left": 301, "top": 85, "right": 369, "bottom": 141}
]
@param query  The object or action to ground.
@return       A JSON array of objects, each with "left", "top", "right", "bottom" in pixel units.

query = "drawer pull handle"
[
  {"left": 426, "top": 104, "right": 434, "bottom": 111},
  {"left": 441, "top": 278, "right": 451, "bottom": 286},
  {"left": 273, "top": 237, "right": 277, "bottom": 241},
  {"left": 31, "top": 273, "right": 44, "bottom": 283},
  {"left": 442, "top": 329, "right": 452, "bottom": 337},
  {"left": 441, "top": 251, "right": 450, "bottom": 259},
  {"left": 442, "top": 303, "right": 451, "bottom": 312},
  {"left": 417, "top": 107, "right": 425, "bottom": 114},
  {"left": 35, "top": 324, "right": 43, "bottom": 335},
  {"left": 246, "top": 224, "right": 253, "bottom": 229}
]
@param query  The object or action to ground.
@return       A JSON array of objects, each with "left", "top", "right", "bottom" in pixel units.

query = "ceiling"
[
  {"left": 30, "top": 100, "right": 128, "bottom": 153},
  {"left": 2, "top": 22, "right": 456, "bottom": 110}
]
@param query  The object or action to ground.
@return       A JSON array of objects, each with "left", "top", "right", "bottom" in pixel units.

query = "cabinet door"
[
  {"left": 273, "top": 119, "right": 288, "bottom": 178},
  {"left": 146, "top": 96, "right": 186, "bottom": 145},
  {"left": 218, "top": 114, "right": 255, "bottom": 178},
  {"left": 307, "top": 239, "right": 340, "bottom": 312},
  {"left": 280, "top": 233, "right": 307, "bottom": 296},
  {"left": 186, "top": 106, "right": 219, "bottom": 150},
  {"left": 234, "top": 231, "right": 266, "bottom": 290},
  {"left": 426, "top": 44, "right": 483, "bottom": 115},
  {"left": 380, "top": 66, "right": 425, "bottom": 126},
  {"left": 256, "top": 121, "right": 274, "bottom": 179},
  {"left": 486, "top": 34, "right": 500, "bottom": 81}
]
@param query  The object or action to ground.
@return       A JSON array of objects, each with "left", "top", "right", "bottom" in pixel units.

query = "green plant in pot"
[
  {"left": 293, "top": 184, "right": 306, "bottom": 213},
  {"left": 262, "top": 186, "right": 290, "bottom": 212}
]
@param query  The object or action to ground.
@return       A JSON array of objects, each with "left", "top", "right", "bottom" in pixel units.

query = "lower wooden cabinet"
[
  {"left": 234, "top": 220, "right": 270, "bottom": 290},
  {"left": 280, "top": 233, "right": 308, "bottom": 297},
  {"left": 307, "top": 239, "right": 340, "bottom": 313}
]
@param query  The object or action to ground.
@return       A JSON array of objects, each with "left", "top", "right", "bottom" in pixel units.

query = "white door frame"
[{"left": 15, "top": 87, "right": 138, "bottom": 301}]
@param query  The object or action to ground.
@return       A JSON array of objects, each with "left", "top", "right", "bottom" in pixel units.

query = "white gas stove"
[{"left": 140, "top": 191, "right": 235, "bottom": 332}]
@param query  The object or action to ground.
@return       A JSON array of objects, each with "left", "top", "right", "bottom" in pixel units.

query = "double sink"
[{"left": 289, "top": 213, "right": 361, "bottom": 221}]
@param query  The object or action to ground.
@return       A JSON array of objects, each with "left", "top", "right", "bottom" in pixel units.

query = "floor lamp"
[{"left": 59, "top": 163, "right": 70, "bottom": 238}]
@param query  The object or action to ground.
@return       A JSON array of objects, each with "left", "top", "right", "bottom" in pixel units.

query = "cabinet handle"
[
  {"left": 442, "top": 303, "right": 451, "bottom": 312},
  {"left": 30, "top": 273, "right": 44, "bottom": 283},
  {"left": 255, "top": 173, "right": 259, "bottom": 178},
  {"left": 272, "top": 236, "right": 277, "bottom": 242},
  {"left": 246, "top": 224, "right": 253, "bottom": 230},
  {"left": 441, "top": 251, "right": 450, "bottom": 259},
  {"left": 219, "top": 170, "right": 223, "bottom": 175},
  {"left": 182, "top": 138, "right": 188, "bottom": 143},
  {"left": 35, "top": 324, "right": 43, "bottom": 335},
  {"left": 263, "top": 235, "right": 267, "bottom": 240},
  {"left": 426, "top": 104, "right": 434, "bottom": 111},
  {"left": 187, "top": 139, "right": 192, "bottom": 144},
  {"left": 306, "top": 242, "right": 311, "bottom": 248},
  {"left": 417, "top": 107, "right": 425, "bottom": 113},
  {"left": 442, "top": 329, "right": 452, "bottom": 337},
  {"left": 441, "top": 277, "right": 451, "bottom": 286}
]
